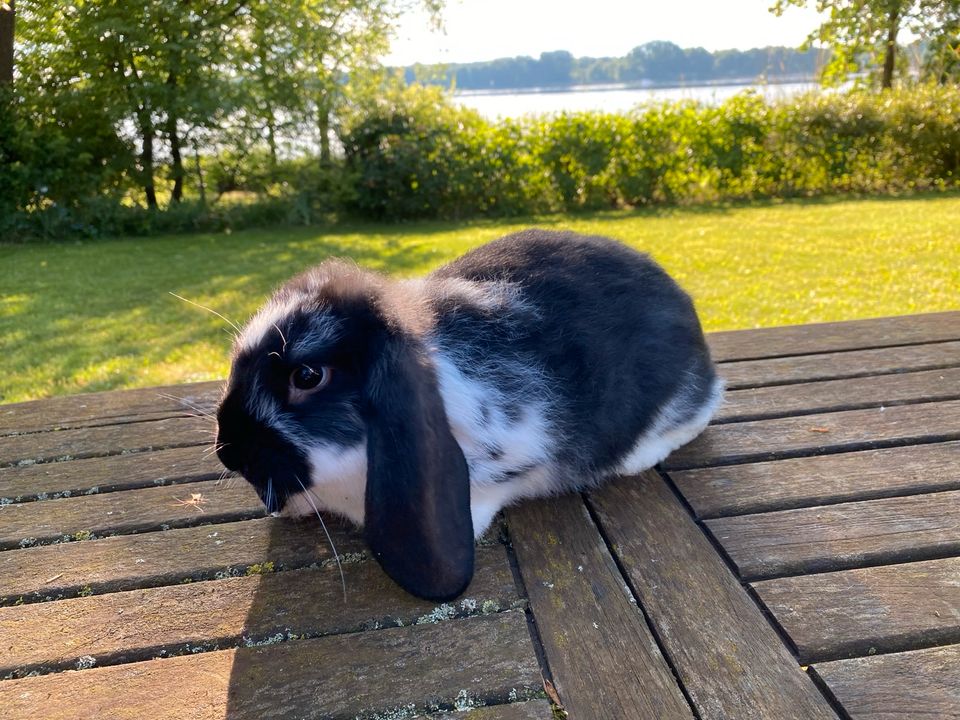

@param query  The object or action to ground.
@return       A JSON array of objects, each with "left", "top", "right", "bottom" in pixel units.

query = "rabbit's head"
[{"left": 215, "top": 262, "right": 474, "bottom": 600}]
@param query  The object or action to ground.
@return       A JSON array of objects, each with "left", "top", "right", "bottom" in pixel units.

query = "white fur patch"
[
  {"left": 617, "top": 377, "right": 725, "bottom": 475},
  {"left": 470, "top": 465, "right": 554, "bottom": 536},
  {"left": 432, "top": 352, "right": 553, "bottom": 486},
  {"left": 284, "top": 442, "right": 368, "bottom": 524},
  {"left": 238, "top": 296, "right": 303, "bottom": 355}
]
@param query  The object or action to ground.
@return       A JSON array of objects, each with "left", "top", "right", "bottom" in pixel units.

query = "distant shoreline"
[{"left": 454, "top": 74, "right": 818, "bottom": 97}]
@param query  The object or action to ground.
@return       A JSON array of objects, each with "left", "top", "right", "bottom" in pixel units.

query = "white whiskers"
[
  {"left": 295, "top": 474, "right": 347, "bottom": 602},
  {"left": 157, "top": 392, "right": 217, "bottom": 421},
  {"left": 169, "top": 292, "right": 243, "bottom": 337}
]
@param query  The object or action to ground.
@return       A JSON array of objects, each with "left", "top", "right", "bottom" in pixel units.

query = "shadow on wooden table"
[
  {"left": 222, "top": 512, "right": 370, "bottom": 718},
  {"left": 219, "top": 507, "right": 542, "bottom": 718}
]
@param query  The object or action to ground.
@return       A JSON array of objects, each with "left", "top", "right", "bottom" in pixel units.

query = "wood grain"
[
  {"left": 0, "top": 515, "right": 367, "bottom": 604},
  {"left": 812, "top": 645, "right": 960, "bottom": 719},
  {"left": 707, "top": 490, "right": 960, "bottom": 580},
  {"left": 0, "top": 414, "right": 213, "bottom": 467},
  {"left": 665, "top": 399, "right": 960, "bottom": 469},
  {"left": 0, "top": 478, "right": 263, "bottom": 550},
  {"left": 716, "top": 367, "right": 960, "bottom": 423},
  {"left": 0, "top": 445, "right": 228, "bottom": 503},
  {"left": 0, "top": 545, "right": 521, "bottom": 677},
  {"left": 708, "top": 311, "right": 960, "bottom": 362},
  {"left": 753, "top": 557, "right": 960, "bottom": 663},
  {"left": 0, "top": 610, "right": 544, "bottom": 720},
  {"left": 589, "top": 471, "right": 836, "bottom": 719},
  {"left": 671, "top": 441, "right": 960, "bottom": 519},
  {"left": 506, "top": 494, "right": 692, "bottom": 720},
  {"left": 720, "top": 341, "right": 960, "bottom": 390},
  {"left": 0, "top": 381, "right": 222, "bottom": 436},
  {"left": 452, "top": 702, "right": 555, "bottom": 719}
]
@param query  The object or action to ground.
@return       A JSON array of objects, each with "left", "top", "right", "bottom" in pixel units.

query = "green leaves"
[{"left": 341, "top": 83, "right": 960, "bottom": 222}]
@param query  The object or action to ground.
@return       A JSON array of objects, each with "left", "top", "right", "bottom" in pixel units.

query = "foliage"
[
  {"left": 771, "top": 0, "right": 960, "bottom": 88},
  {"left": 4, "top": 83, "right": 960, "bottom": 235},
  {"left": 3, "top": 193, "right": 959, "bottom": 403},
  {"left": 404, "top": 43, "right": 823, "bottom": 90},
  {"left": 9, "top": 0, "right": 439, "bottom": 213},
  {"left": 340, "top": 84, "right": 960, "bottom": 221}
]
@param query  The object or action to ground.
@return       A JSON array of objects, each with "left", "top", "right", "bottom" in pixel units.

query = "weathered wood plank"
[
  {"left": 506, "top": 494, "right": 693, "bottom": 720},
  {"left": 812, "top": 645, "right": 960, "bottom": 720},
  {"left": 721, "top": 340, "right": 960, "bottom": 390},
  {"left": 753, "top": 557, "right": 960, "bottom": 663},
  {"left": 0, "top": 610, "right": 543, "bottom": 720},
  {"left": 0, "top": 381, "right": 222, "bottom": 436},
  {"left": 0, "top": 515, "right": 367, "bottom": 605},
  {"left": 671, "top": 441, "right": 960, "bottom": 519},
  {"left": 707, "top": 490, "right": 960, "bottom": 580},
  {"left": 0, "top": 445, "right": 227, "bottom": 503},
  {"left": 708, "top": 311, "right": 960, "bottom": 362},
  {"left": 452, "top": 702, "right": 555, "bottom": 720},
  {"left": 588, "top": 471, "right": 836, "bottom": 719},
  {"left": 665, "top": 399, "right": 960, "bottom": 469},
  {"left": 716, "top": 367, "right": 960, "bottom": 423},
  {"left": 0, "top": 478, "right": 263, "bottom": 550},
  {"left": 0, "top": 414, "right": 213, "bottom": 468},
  {"left": 0, "top": 545, "right": 521, "bottom": 677}
]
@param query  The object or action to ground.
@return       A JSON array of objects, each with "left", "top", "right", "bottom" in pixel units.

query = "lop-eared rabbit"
[{"left": 216, "top": 230, "right": 722, "bottom": 600}]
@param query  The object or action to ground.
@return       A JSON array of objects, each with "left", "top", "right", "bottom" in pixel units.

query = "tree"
[
  {"left": 14, "top": 0, "right": 441, "bottom": 211},
  {"left": 16, "top": 0, "right": 244, "bottom": 208},
  {"left": 772, "top": 0, "right": 960, "bottom": 88},
  {"left": 0, "top": 1, "right": 12, "bottom": 85}
]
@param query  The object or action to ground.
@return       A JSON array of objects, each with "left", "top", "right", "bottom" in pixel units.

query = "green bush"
[
  {"left": 4, "top": 83, "right": 960, "bottom": 237},
  {"left": 340, "top": 83, "right": 960, "bottom": 221}
]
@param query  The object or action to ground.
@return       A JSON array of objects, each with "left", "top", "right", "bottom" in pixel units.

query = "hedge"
[{"left": 2, "top": 84, "right": 959, "bottom": 238}]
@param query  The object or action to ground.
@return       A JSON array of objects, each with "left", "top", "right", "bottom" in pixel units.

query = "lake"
[{"left": 455, "top": 80, "right": 820, "bottom": 118}]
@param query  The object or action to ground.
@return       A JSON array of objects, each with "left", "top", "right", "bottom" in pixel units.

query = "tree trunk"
[
  {"left": 139, "top": 110, "right": 158, "bottom": 209},
  {"left": 0, "top": 0, "right": 14, "bottom": 85},
  {"left": 193, "top": 140, "right": 206, "bottom": 205},
  {"left": 165, "top": 72, "right": 184, "bottom": 202},
  {"left": 168, "top": 117, "right": 184, "bottom": 203},
  {"left": 318, "top": 97, "right": 331, "bottom": 164},
  {"left": 881, "top": 5, "right": 900, "bottom": 89},
  {"left": 266, "top": 114, "right": 278, "bottom": 169}
]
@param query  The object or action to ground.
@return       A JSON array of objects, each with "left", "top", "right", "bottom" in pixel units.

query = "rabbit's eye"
[{"left": 290, "top": 364, "right": 331, "bottom": 395}]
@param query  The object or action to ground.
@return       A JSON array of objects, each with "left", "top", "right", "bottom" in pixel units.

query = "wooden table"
[{"left": 1, "top": 311, "right": 958, "bottom": 719}]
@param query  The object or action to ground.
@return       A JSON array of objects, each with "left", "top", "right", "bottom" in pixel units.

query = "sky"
[{"left": 386, "top": 0, "right": 826, "bottom": 66}]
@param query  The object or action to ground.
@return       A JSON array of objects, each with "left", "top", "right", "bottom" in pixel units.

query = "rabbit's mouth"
[{"left": 236, "top": 446, "right": 312, "bottom": 514}]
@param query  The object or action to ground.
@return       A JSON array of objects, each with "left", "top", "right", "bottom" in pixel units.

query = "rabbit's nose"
[{"left": 215, "top": 438, "right": 244, "bottom": 471}]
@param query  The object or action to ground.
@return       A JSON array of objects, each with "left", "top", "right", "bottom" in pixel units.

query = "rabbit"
[{"left": 215, "top": 229, "right": 723, "bottom": 601}]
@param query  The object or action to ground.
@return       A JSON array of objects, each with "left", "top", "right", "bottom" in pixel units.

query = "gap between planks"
[
  {"left": 707, "top": 311, "right": 960, "bottom": 363},
  {"left": 719, "top": 340, "right": 960, "bottom": 391},
  {"left": 704, "top": 488, "right": 960, "bottom": 582},
  {"left": 670, "top": 440, "right": 960, "bottom": 520},
  {"left": 0, "top": 610, "right": 545, "bottom": 720},
  {"left": 665, "top": 398, "right": 960, "bottom": 470},
  {"left": 0, "top": 545, "right": 524, "bottom": 680},
  {"left": 752, "top": 556, "right": 960, "bottom": 665}
]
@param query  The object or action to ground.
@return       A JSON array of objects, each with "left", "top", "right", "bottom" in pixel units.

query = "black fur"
[
  {"left": 217, "top": 229, "right": 717, "bottom": 601},
  {"left": 217, "top": 265, "right": 474, "bottom": 600},
  {"left": 363, "top": 334, "right": 474, "bottom": 601},
  {"left": 430, "top": 229, "right": 717, "bottom": 478}
]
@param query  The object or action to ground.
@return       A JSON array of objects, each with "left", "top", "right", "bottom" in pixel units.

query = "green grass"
[{"left": 3, "top": 193, "right": 959, "bottom": 404}]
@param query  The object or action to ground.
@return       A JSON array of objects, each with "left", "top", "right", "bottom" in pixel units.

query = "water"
[{"left": 455, "top": 80, "right": 819, "bottom": 118}]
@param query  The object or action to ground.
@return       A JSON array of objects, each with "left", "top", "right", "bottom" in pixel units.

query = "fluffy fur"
[{"left": 216, "top": 229, "right": 722, "bottom": 600}]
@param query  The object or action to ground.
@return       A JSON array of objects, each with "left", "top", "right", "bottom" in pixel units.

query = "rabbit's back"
[{"left": 428, "top": 229, "right": 719, "bottom": 482}]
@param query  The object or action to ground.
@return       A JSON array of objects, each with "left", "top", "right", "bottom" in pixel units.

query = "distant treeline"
[{"left": 401, "top": 42, "right": 824, "bottom": 90}]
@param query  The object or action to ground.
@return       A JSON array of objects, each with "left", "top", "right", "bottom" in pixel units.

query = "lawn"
[{"left": 2, "top": 193, "right": 959, "bottom": 404}]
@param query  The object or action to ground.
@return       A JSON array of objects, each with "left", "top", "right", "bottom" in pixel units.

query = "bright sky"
[{"left": 387, "top": 0, "right": 825, "bottom": 66}]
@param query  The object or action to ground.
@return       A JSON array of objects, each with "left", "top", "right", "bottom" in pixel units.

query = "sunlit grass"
[{"left": 3, "top": 193, "right": 959, "bottom": 403}]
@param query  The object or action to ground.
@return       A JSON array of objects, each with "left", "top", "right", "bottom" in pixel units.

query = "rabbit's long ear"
[{"left": 363, "top": 334, "right": 474, "bottom": 601}]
